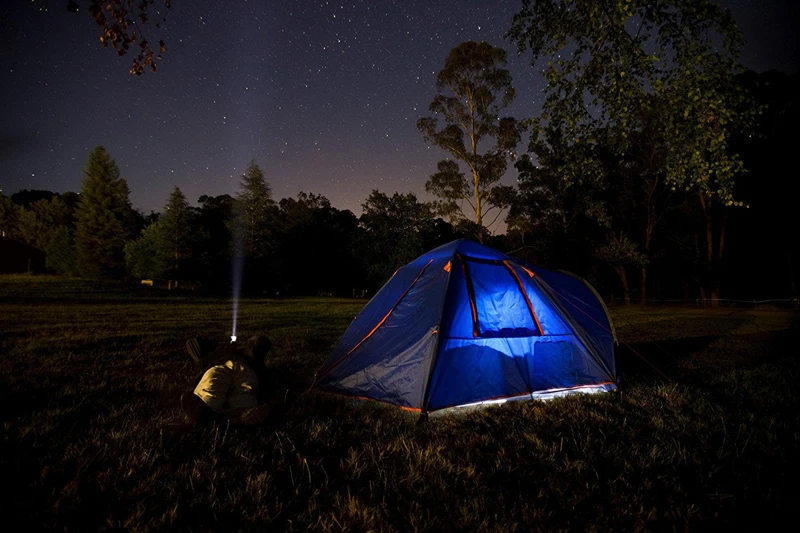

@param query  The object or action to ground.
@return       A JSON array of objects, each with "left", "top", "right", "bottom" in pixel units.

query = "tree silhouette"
[
  {"left": 509, "top": 0, "right": 753, "bottom": 304},
  {"left": 0, "top": 193, "right": 21, "bottom": 239},
  {"left": 124, "top": 222, "right": 168, "bottom": 279},
  {"left": 159, "top": 186, "right": 192, "bottom": 276},
  {"left": 75, "top": 146, "right": 135, "bottom": 278},
  {"left": 234, "top": 161, "right": 276, "bottom": 261},
  {"left": 417, "top": 41, "right": 521, "bottom": 241},
  {"left": 359, "top": 190, "right": 436, "bottom": 285}
]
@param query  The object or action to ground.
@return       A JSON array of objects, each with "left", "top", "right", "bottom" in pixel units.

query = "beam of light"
[
  {"left": 232, "top": 252, "right": 243, "bottom": 340},
  {"left": 231, "top": 251, "right": 244, "bottom": 334},
  {"left": 231, "top": 210, "right": 244, "bottom": 343}
]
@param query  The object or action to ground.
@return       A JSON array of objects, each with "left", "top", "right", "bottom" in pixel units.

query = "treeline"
[
  {"left": 0, "top": 148, "right": 469, "bottom": 295},
  {"left": 1, "top": 70, "right": 798, "bottom": 301},
  {"left": 0, "top": 66, "right": 796, "bottom": 304},
  {"left": 0, "top": 69, "right": 797, "bottom": 302}
]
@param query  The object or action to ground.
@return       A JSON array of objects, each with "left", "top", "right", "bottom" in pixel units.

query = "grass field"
[{"left": 2, "top": 275, "right": 798, "bottom": 531}]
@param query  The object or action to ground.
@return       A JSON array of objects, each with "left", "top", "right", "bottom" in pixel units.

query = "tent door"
[{"left": 459, "top": 255, "right": 542, "bottom": 338}]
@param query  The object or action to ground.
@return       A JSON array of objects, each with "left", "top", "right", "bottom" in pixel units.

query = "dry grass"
[{"left": 1, "top": 274, "right": 798, "bottom": 531}]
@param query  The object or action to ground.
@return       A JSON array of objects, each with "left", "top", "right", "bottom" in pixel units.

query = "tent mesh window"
[{"left": 458, "top": 255, "right": 543, "bottom": 338}]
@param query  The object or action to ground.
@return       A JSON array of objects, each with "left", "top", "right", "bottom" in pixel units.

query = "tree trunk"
[
  {"left": 699, "top": 192, "right": 720, "bottom": 308},
  {"left": 640, "top": 266, "right": 647, "bottom": 305},
  {"left": 715, "top": 214, "right": 727, "bottom": 306},
  {"left": 706, "top": 218, "right": 719, "bottom": 308},
  {"left": 467, "top": 89, "right": 483, "bottom": 240},
  {"left": 640, "top": 174, "right": 658, "bottom": 306},
  {"left": 615, "top": 266, "right": 631, "bottom": 305},
  {"left": 473, "top": 169, "right": 482, "bottom": 228}
]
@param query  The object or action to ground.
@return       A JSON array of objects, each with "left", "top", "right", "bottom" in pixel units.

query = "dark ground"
[{"left": 1, "top": 275, "right": 798, "bottom": 531}]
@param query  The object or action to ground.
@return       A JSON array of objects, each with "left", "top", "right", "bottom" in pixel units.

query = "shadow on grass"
[
  {"left": 618, "top": 319, "right": 800, "bottom": 418},
  {"left": 617, "top": 334, "right": 722, "bottom": 383}
]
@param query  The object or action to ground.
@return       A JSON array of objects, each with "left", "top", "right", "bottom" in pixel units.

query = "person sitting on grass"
[{"left": 181, "top": 335, "right": 273, "bottom": 426}]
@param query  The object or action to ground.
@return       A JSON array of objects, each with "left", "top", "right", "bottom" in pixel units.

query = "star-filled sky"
[{"left": 1, "top": 0, "right": 798, "bottom": 225}]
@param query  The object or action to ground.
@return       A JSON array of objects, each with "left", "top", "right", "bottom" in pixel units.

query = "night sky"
[{"left": 1, "top": 0, "right": 798, "bottom": 224}]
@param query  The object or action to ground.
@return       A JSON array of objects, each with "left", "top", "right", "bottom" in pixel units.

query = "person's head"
[{"left": 245, "top": 334, "right": 272, "bottom": 360}]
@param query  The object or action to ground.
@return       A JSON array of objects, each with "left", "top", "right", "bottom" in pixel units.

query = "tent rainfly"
[{"left": 316, "top": 240, "right": 617, "bottom": 415}]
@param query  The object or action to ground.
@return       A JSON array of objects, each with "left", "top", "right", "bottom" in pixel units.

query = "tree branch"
[{"left": 486, "top": 206, "right": 507, "bottom": 229}]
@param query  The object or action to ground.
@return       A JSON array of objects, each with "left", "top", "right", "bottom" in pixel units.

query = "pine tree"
[
  {"left": 74, "top": 146, "right": 135, "bottom": 278},
  {"left": 235, "top": 161, "right": 276, "bottom": 260},
  {"left": 159, "top": 186, "right": 192, "bottom": 276}
]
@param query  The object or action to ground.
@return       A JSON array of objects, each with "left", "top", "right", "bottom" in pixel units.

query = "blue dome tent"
[{"left": 316, "top": 240, "right": 617, "bottom": 414}]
